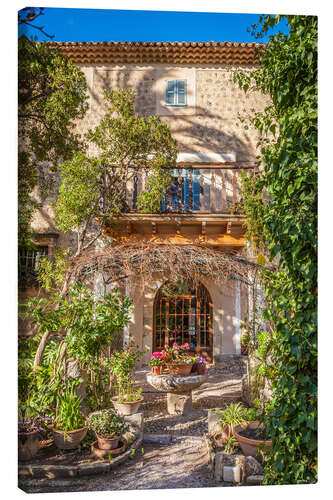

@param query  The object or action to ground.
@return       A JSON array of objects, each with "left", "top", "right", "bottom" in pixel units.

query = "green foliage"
[
  {"left": 106, "top": 346, "right": 146, "bottom": 385},
  {"left": 235, "top": 15, "right": 317, "bottom": 484},
  {"left": 55, "top": 153, "right": 103, "bottom": 233},
  {"left": 37, "top": 247, "right": 71, "bottom": 292},
  {"left": 223, "top": 436, "right": 238, "bottom": 454},
  {"left": 86, "top": 408, "right": 129, "bottom": 438},
  {"left": 54, "top": 89, "right": 177, "bottom": 249},
  {"left": 20, "top": 283, "right": 133, "bottom": 417},
  {"left": 18, "top": 36, "right": 88, "bottom": 247},
  {"left": 104, "top": 345, "right": 146, "bottom": 398},
  {"left": 117, "top": 388, "right": 142, "bottom": 403},
  {"left": 54, "top": 385, "right": 85, "bottom": 431},
  {"left": 161, "top": 279, "right": 191, "bottom": 297},
  {"left": 22, "top": 283, "right": 132, "bottom": 366},
  {"left": 216, "top": 403, "right": 248, "bottom": 430}
]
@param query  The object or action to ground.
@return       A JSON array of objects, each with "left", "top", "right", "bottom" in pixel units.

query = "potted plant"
[
  {"left": 112, "top": 385, "right": 144, "bottom": 416},
  {"left": 233, "top": 419, "right": 272, "bottom": 457},
  {"left": 163, "top": 343, "right": 193, "bottom": 376},
  {"left": 213, "top": 403, "right": 248, "bottom": 448},
  {"left": 87, "top": 408, "right": 129, "bottom": 450},
  {"left": 18, "top": 417, "right": 43, "bottom": 461},
  {"left": 149, "top": 352, "right": 164, "bottom": 375},
  {"left": 53, "top": 387, "right": 87, "bottom": 450},
  {"left": 191, "top": 355, "right": 207, "bottom": 375}
]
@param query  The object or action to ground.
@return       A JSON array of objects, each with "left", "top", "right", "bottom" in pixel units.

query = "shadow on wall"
[{"left": 84, "top": 65, "right": 258, "bottom": 162}]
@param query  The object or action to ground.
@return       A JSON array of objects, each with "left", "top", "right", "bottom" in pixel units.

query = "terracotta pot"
[
  {"left": 151, "top": 365, "right": 162, "bottom": 376},
  {"left": 18, "top": 430, "right": 41, "bottom": 461},
  {"left": 166, "top": 363, "right": 193, "bottom": 376},
  {"left": 96, "top": 434, "right": 121, "bottom": 450},
  {"left": 91, "top": 439, "right": 126, "bottom": 458},
  {"left": 111, "top": 396, "right": 144, "bottom": 416},
  {"left": 233, "top": 420, "right": 272, "bottom": 457},
  {"left": 53, "top": 426, "right": 88, "bottom": 450}
]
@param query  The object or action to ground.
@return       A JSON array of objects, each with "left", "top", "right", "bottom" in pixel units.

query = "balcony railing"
[{"left": 125, "top": 166, "right": 254, "bottom": 214}]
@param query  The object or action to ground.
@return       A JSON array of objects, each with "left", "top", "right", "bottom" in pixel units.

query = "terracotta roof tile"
[{"left": 47, "top": 41, "right": 264, "bottom": 65}]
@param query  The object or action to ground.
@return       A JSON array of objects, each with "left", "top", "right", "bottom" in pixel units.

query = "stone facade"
[
  {"left": 77, "top": 63, "right": 269, "bottom": 161},
  {"left": 19, "top": 46, "right": 269, "bottom": 363}
]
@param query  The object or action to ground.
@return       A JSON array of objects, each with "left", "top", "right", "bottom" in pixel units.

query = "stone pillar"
[
  {"left": 123, "top": 276, "right": 130, "bottom": 348},
  {"left": 167, "top": 392, "right": 192, "bottom": 416},
  {"left": 234, "top": 280, "right": 241, "bottom": 354}
]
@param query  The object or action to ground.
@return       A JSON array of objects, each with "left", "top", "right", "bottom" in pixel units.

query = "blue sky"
[{"left": 18, "top": 8, "right": 289, "bottom": 43}]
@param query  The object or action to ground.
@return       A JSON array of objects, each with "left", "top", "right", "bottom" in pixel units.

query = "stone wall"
[{"left": 76, "top": 63, "right": 270, "bottom": 162}]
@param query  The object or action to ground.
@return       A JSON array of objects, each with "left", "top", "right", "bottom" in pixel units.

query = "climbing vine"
[{"left": 235, "top": 15, "right": 317, "bottom": 484}]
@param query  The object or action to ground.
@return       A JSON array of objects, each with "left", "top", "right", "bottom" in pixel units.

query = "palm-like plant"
[{"left": 216, "top": 403, "right": 248, "bottom": 438}]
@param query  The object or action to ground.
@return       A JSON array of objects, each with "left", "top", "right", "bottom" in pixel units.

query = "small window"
[
  {"left": 166, "top": 80, "right": 187, "bottom": 106},
  {"left": 18, "top": 246, "right": 48, "bottom": 287}
]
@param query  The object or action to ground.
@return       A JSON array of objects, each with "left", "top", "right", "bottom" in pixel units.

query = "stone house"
[{"left": 19, "top": 41, "right": 269, "bottom": 365}]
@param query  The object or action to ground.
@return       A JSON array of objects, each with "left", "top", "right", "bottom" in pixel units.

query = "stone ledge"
[
  {"left": 143, "top": 434, "right": 172, "bottom": 444},
  {"left": 143, "top": 433, "right": 204, "bottom": 445},
  {"left": 19, "top": 433, "right": 143, "bottom": 480},
  {"left": 18, "top": 417, "right": 143, "bottom": 481},
  {"left": 147, "top": 373, "right": 208, "bottom": 394},
  {"left": 246, "top": 474, "right": 263, "bottom": 485}
]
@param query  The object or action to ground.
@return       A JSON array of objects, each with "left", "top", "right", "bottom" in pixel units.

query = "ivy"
[{"left": 235, "top": 15, "right": 317, "bottom": 484}]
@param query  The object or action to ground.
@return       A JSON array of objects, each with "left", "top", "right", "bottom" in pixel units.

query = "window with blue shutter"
[{"left": 165, "top": 80, "right": 187, "bottom": 106}]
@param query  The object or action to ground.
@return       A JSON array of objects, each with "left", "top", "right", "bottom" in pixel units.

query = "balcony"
[
  {"left": 106, "top": 165, "right": 253, "bottom": 252},
  {"left": 126, "top": 165, "right": 253, "bottom": 215}
]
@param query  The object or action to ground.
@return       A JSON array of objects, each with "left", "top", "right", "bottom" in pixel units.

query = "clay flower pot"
[
  {"left": 111, "top": 396, "right": 144, "bottom": 416},
  {"left": 91, "top": 439, "right": 126, "bottom": 458},
  {"left": 233, "top": 420, "right": 272, "bottom": 457},
  {"left": 96, "top": 434, "right": 121, "bottom": 450},
  {"left": 167, "top": 363, "right": 192, "bottom": 376},
  {"left": 53, "top": 427, "right": 88, "bottom": 450},
  {"left": 18, "top": 430, "right": 41, "bottom": 461},
  {"left": 151, "top": 365, "right": 162, "bottom": 376}
]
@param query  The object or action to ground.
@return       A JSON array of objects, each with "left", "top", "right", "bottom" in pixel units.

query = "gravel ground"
[
  {"left": 19, "top": 439, "right": 222, "bottom": 493},
  {"left": 19, "top": 359, "right": 246, "bottom": 494},
  {"left": 140, "top": 360, "right": 246, "bottom": 436}
]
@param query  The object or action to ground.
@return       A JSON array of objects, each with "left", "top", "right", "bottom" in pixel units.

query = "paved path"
[{"left": 20, "top": 437, "right": 222, "bottom": 493}]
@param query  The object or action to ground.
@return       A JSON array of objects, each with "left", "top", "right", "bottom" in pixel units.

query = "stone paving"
[{"left": 19, "top": 358, "right": 247, "bottom": 493}]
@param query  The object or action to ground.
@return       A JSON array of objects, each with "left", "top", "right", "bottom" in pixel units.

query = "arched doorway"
[{"left": 153, "top": 281, "right": 213, "bottom": 362}]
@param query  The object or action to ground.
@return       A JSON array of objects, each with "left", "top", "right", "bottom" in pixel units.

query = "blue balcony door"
[{"left": 162, "top": 167, "right": 201, "bottom": 212}]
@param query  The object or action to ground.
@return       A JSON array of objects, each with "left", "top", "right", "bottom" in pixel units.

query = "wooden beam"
[
  {"left": 152, "top": 222, "right": 156, "bottom": 234},
  {"left": 108, "top": 232, "right": 246, "bottom": 248},
  {"left": 104, "top": 213, "right": 247, "bottom": 223}
]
